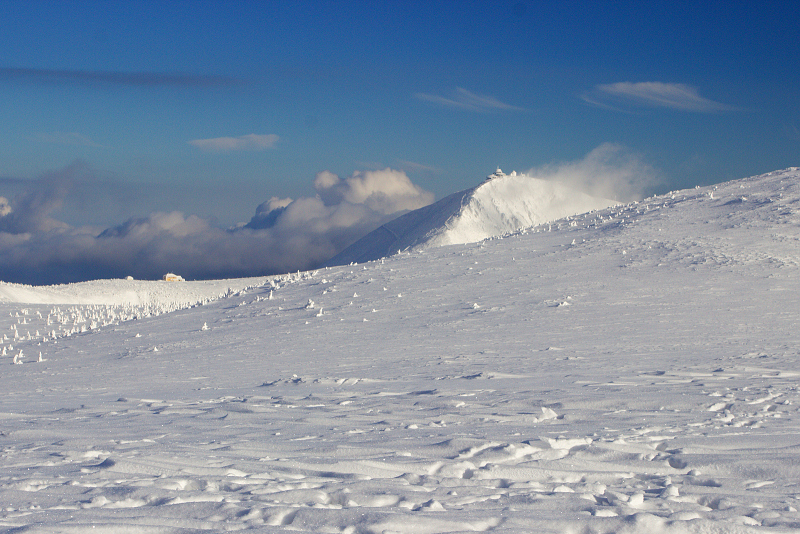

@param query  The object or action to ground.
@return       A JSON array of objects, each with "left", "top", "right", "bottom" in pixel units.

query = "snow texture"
[{"left": 2, "top": 168, "right": 800, "bottom": 533}]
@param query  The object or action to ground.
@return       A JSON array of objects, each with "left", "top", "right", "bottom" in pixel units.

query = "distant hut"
[
  {"left": 162, "top": 273, "right": 185, "bottom": 282},
  {"left": 486, "top": 167, "right": 507, "bottom": 181}
]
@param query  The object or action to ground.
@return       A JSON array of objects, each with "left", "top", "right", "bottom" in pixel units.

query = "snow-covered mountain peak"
[
  {"left": 433, "top": 171, "right": 618, "bottom": 246},
  {"left": 326, "top": 170, "right": 618, "bottom": 266}
]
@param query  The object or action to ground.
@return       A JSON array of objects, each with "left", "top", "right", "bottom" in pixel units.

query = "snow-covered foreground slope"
[
  {"left": 326, "top": 171, "right": 617, "bottom": 266},
  {"left": 2, "top": 168, "right": 800, "bottom": 533}
]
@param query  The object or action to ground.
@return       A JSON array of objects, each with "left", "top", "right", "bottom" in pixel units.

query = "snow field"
[{"left": 1, "top": 168, "right": 800, "bottom": 533}]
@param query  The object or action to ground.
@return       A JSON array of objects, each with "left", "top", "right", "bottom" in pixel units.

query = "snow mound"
[
  {"left": 326, "top": 170, "right": 617, "bottom": 265},
  {"left": 0, "top": 276, "right": 269, "bottom": 305}
]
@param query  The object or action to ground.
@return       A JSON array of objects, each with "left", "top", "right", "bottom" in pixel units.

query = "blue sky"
[{"left": 1, "top": 0, "right": 798, "bottom": 283}]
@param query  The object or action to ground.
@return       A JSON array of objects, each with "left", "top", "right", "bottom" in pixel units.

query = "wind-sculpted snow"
[
  {"left": 2, "top": 168, "right": 800, "bottom": 533},
  {"left": 326, "top": 172, "right": 618, "bottom": 265}
]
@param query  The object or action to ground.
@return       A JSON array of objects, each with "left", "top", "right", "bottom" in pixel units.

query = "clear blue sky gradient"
[{"left": 1, "top": 0, "right": 798, "bottom": 227}]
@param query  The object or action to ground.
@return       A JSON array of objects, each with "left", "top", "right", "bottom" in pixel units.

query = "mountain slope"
[
  {"left": 1, "top": 168, "right": 800, "bottom": 533},
  {"left": 326, "top": 170, "right": 617, "bottom": 265}
]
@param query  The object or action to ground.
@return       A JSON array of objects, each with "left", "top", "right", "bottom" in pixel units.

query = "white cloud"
[
  {"left": 242, "top": 168, "right": 435, "bottom": 269},
  {"left": 313, "top": 168, "right": 435, "bottom": 214},
  {"left": 527, "top": 143, "right": 661, "bottom": 202},
  {"left": 415, "top": 88, "right": 527, "bottom": 112},
  {"left": 0, "top": 197, "right": 11, "bottom": 217},
  {"left": 98, "top": 211, "right": 211, "bottom": 240},
  {"left": 188, "top": 133, "right": 279, "bottom": 152},
  {"left": 258, "top": 197, "right": 293, "bottom": 214},
  {"left": 582, "top": 82, "right": 734, "bottom": 113},
  {"left": 313, "top": 170, "right": 340, "bottom": 190}
]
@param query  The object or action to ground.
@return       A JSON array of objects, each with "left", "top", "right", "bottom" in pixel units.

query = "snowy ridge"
[
  {"left": 2, "top": 168, "right": 800, "bottom": 533},
  {"left": 424, "top": 171, "right": 617, "bottom": 247},
  {"left": 326, "top": 170, "right": 617, "bottom": 265}
]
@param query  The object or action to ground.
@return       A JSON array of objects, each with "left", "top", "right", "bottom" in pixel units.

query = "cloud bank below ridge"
[{"left": 0, "top": 166, "right": 433, "bottom": 285}]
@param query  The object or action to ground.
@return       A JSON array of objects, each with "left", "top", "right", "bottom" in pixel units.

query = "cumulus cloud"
[
  {"left": 527, "top": 143, "right": 661, "bottom": 202},
  {"left": 0, "top": 165, "right": 434, "bottom": 285},
  {"left": 415, "top": 88, "right": 527, "bottom": 112},
  {"left": 582, "top": 82, "right": 735, "bottom": 113},
  {"left": 188, "top": 134, "right": 279, "bottom": 152},
  {"left": 241, "top": 168, "right": 434, "bottom": 265},
  {"left": 313, "top": 168, "right": 434, "bottom": 214}
]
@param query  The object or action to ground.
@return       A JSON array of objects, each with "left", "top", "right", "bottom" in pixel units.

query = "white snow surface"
[
  {"left": 326, "top": 172, "right": 618, "bottom": 265},
  {"left": 2, "top": 168, "right": 800, "bottom": 533},
  {"left": 0, "top": 277, "right": 270, "bottom": 306}
]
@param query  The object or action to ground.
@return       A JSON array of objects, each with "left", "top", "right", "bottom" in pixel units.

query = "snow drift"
[{"left": 326, "top": 169, "right": 618, "bottom": 265}]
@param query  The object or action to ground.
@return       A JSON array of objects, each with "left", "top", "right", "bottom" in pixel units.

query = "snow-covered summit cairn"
[{"left": 162, "top": 273, "right": 185, "bottom": 282}]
